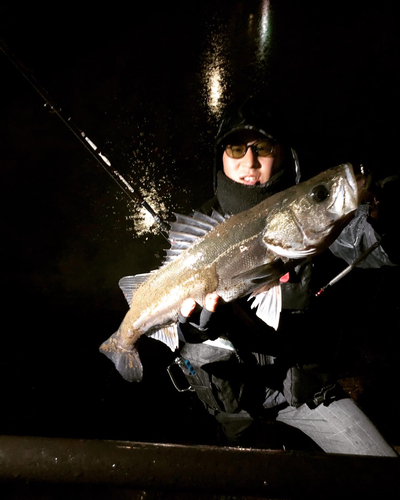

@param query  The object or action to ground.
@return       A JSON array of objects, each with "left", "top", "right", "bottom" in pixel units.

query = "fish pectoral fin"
[
  {"left": 231, "top": 261, "right": 282, "bottom": 283},
  {"left": 249, "top": 283, "right": 282, "bottom": 331},
  {"left": 250, "top": 283, "right": 275, "bottom": 296},
  {"left": 149, "top": 324, "right": 179, "bottom": 352},
  {"left": 266, "top": 243, "right": 316, "bottom": 259},
  {"left": 99, "top": 334, "right": 143, "bottom": 383}
]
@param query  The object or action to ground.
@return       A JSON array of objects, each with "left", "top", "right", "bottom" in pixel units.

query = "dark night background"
[{"left": 1, "top": 0, "right": 399, "bottom": 452}]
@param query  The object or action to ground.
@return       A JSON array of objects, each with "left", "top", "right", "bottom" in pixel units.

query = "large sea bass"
[{"left": 100, "top": 163, "right": 359, "bottom": 382}]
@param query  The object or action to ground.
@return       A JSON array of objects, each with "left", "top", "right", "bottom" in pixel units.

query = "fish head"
[{"left": 264, "top": 163, "right": 358, "bottom": 258}]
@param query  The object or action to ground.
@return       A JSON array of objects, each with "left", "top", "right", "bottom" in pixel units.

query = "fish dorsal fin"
[
  {"left": 169, "top": 211, "right": 224, "bottom": 239},
  {"left": 119, "top": 274, "right": 152, "bottom": 305},
  {"left": 210, "top": 209, "right": 226, "bottom": 224},
  {"left": 165, "top": 210, "right": 226, "bottom": 264},
  {"left": 249, "top": 284, "right": 282, "bottom": 331},
  {"left": 188, "top": 210, "right": 227, "bottom": 227}
]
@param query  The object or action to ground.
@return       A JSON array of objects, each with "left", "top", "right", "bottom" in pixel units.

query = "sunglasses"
[{"left": 224, "top": 140, "right": 275, "bottom": 159}]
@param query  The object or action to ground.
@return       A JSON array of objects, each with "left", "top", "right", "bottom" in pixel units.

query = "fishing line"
[{"left": 1, "top": 40, "right": 170, "bottom": 240}]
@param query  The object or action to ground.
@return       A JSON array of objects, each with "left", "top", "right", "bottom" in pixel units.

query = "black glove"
[{"left": 178, "top": 304, "right": 218, "bottom": 343}]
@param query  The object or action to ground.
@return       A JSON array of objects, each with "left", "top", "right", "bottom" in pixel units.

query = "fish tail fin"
[{"left": 99, "top": 333, "right": 143, "bottom": 383}]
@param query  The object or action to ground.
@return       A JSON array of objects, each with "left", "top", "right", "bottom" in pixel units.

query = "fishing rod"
[
  {"left": 315, "top": 239, "right": 383, "bottom": 296},
  {"left": 1, "top": 40, "right": 170, "bottom": 238}
]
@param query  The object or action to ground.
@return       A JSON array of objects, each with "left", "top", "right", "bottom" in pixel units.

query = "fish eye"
[{"left": 311, "top": 185, "right": 330, "bottom": 202}]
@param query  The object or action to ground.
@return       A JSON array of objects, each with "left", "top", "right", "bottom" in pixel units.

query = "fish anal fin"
[{"left": 149, "top": 324, "right": 179, "bottom": 352}]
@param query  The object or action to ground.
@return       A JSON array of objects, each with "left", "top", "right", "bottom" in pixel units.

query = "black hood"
[
  {"left": 215, "top": 96, "right": 284, "bottom": 146},
  {"left": 213, "top": 96, "right": 301, "bottom": 205}
]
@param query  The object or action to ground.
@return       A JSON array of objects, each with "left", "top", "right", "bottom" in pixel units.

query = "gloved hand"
[{"left": 178, "top": 292, "right": 220, "bottom": 342}]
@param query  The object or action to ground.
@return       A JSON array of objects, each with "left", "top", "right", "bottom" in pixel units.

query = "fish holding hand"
[{"left": 100, "top": 163, "right": 359, "bottom": 383}]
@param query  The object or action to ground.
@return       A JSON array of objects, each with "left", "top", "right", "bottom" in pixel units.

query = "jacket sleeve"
[{"left": 329, "top": 204, "right": 397, "bottom": 268}]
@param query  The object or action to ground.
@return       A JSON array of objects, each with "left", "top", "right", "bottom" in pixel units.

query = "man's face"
[{"left": 222, "top": 132, "right": 280, "bottom": 186}]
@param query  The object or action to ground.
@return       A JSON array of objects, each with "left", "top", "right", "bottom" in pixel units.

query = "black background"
[{"left": 1, "top": 1, "right": 399, "bottom": 447}]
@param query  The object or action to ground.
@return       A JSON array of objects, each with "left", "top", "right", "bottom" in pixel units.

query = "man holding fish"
[
  {"left": 100, "top": 96, "right": 398, "bottom": 455},
  {"left": 175, "top": 96, "right": 398, "bottom": 455}
]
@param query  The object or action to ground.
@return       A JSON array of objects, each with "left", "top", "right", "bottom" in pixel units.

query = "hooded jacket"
[{"left": 209, "top": 95, "right": 301, "bottom": 216}]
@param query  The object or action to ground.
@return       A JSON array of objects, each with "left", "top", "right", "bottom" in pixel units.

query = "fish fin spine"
[{"left": 163, "top": 211, "right": 225, "bottom": 265}]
